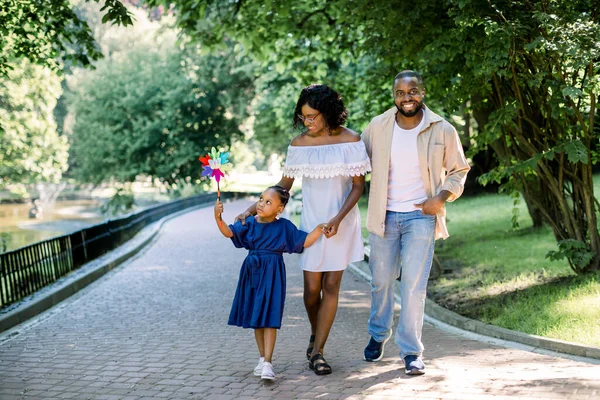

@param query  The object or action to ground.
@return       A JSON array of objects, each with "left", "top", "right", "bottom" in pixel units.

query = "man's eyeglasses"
[{"left": 297, "top": 112, "right": 321, "bottom": 124}]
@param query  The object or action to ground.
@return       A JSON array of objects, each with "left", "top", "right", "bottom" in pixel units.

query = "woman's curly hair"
[{"left": 293, "top": 84, "right": 348, "bottom": 132}]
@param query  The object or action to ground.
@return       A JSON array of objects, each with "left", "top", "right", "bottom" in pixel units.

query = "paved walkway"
[{"left": 1, "top": 200, "right": 599, "bottom": 400}]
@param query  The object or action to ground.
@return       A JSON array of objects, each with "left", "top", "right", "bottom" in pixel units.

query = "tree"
[
  {"left": 146, "top": 0, "right": 600, "bottom": 273},
  {"left": 0, "top": 58, "right": 68, "bottom": 186},
  {"left": 0, "top": 0, "right": 133, "bottom": 76},
  {"left": 67, "top": 20, "right": 254, "bottom": 187},
  {"left": 249, "top": 54, "right": 394, "bottom": 155},
  {"left": 467, "top": 4, "right": 600, "bottom": 273}
]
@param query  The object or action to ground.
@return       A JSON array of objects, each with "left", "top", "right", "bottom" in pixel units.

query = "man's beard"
[{"left": 396, "top": 100, "right": 424, "bottom": 117}]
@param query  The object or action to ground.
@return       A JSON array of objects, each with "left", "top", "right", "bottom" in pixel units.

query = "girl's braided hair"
[{"left": 267, "top": 185, "right": 291, "bottom": 206}]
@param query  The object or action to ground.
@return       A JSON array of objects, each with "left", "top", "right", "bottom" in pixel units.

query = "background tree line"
[{"left": 1, "top": 0, "right": 256, "bottom": 195}]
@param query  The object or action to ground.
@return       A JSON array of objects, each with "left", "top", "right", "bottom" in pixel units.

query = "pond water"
[{"left": 0, "top": 200, "right": 105, "bottom": 253}]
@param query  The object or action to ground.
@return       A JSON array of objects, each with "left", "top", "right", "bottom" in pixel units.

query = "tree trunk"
[
  {"left": 523, "top": 196, "right": 544, "bottom": 229},
  {"left": 488, "top": 68, "right": 600, "bottom": 273},
  {"left": 520, "top": 178, "right": 544, "bottom": 229}
]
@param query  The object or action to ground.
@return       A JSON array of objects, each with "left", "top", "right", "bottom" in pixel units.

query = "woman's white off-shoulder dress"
[{"left": 282, "top": 141, "right": 371, "bottom": 272}]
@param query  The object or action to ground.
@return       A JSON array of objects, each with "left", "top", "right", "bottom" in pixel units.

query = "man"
[{"left": 361, "top": 70, "right": 470, "bottom": 375}]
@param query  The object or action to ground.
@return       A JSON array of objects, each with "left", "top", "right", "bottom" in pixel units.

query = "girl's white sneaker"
[
  {"left": 261, "top": 362, "right": 275, "bottom": 381},
  {"left": 253, "top": 357, "right": 265, "bottom": 376}
]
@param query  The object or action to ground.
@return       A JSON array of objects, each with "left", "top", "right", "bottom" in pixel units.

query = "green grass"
[
  {"left": 430, "top": 186, "right": 600, "bottom": 348},
  {"left": 471, "top": 273, "right": 600, "bottom": 346},
  {"left": 433, "top": 193, "right": 564, "bottom": 292}
]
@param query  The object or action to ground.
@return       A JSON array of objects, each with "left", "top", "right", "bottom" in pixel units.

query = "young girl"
[{"left": 214, "top": 185, "right": 326, "bottom": 381}]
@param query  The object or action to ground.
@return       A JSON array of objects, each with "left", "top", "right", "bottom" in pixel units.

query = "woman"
[{"left": 236, "top": 84, "right": 370, "bottom": 375}]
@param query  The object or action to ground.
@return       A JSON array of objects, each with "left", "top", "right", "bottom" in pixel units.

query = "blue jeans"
[{"left": 368, "top": 210, "right": 436, "bottom": 358}]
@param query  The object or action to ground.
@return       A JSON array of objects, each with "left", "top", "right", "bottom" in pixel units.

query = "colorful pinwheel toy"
[{"left": 200, "top": 147, "right": 232, "bottom": 201}]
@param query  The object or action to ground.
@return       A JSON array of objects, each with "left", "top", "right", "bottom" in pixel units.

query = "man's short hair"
[{"left": 393, "top": 70, "right": 424, "bottom": 87}]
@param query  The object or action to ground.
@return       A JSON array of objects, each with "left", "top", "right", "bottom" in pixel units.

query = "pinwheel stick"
[
  {"left": 200, "top": 147, "right": 231, "bottom": 226},
  {"left": 217, "top": 181, "right": 223, "bottom": 226}
]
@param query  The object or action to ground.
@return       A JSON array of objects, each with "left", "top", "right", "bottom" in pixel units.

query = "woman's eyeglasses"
[{"left": 297, "top": 112, "right": 321, "bottom": 124}]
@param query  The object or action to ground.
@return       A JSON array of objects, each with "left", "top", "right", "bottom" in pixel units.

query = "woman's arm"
[
  {"left": 325, "top": 175, "right": 365, "bottom": 238},
  {"left": 234, "top": 175, "right": 295, "bottom": 224}
]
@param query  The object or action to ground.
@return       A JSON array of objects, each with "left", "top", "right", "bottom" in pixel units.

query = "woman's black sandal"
[
  {"left": 309, "top": 353, "right": 332, "bottom": 375},
  {"left": 306, "top": 334, "right": 315, "bottom": 360}
]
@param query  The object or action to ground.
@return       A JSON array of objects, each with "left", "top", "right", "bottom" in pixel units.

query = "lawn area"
[{"left": 430, "top": 188, "right": 600, "bottom": 348}]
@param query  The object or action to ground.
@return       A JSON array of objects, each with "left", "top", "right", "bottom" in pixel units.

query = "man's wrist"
[{"left": 436, "top": 190, "right": 452, "bottom": 202}]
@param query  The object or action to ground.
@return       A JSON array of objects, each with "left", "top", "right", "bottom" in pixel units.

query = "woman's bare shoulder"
[
  {"left": 290, "top": 132, "right": 311, "bottom": 146},
  {"left": 338, "top": 127, "right": 361, "bottom": 143}
]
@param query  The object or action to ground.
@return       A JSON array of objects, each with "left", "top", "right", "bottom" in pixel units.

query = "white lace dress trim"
[{"left": 282, "top": 141, "right": 371, "bottom": 179}]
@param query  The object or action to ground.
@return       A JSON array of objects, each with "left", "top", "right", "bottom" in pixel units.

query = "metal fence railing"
[{"left": 0, "top": 192, "right": 249, "bottom": 308}]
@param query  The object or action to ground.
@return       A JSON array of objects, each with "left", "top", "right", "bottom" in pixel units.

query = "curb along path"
[
  {"left": 0, "top": 199, "right": 599, "bottom": 399},
  {"left": 358, "top": 246, "right": 600, "bottom": 360}
]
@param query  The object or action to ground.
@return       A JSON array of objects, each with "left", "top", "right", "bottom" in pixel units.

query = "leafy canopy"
[
  {"left": 67, "top": 11, "right": 254, "bottom": 186},
  {"left": 0, "top": 0, "right": 132, "bottom": 76},
  {"left": 0, "top": 58, "right": 68, "bottom": 185}
]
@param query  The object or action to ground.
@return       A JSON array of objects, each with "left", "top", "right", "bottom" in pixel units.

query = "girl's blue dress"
[{"left": 228, "top": 216, "right": 307, "bottom": 329}]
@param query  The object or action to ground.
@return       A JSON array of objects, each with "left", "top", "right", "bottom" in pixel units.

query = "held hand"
[
  {"left": 415, "top": 196, "right": 444, "bottom": 215},
  {"left": 317, "top": 223, "right": 329, "bottom": 234},
  {"left": 234, "top": 209, "right": 252, "bottom": 225},
  {"left": 324, "top": 217, "right": 341, "bottom": 238},
  {"left": 214, "top": 200, "right": 224, "bottom": 218}
]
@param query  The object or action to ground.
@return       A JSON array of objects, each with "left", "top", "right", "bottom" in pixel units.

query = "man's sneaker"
[
  {"left": 253, "top": 357, "right": 265, "bottom": 376},
  {"left": 261, "top": 361, "right": 275, "bottom": 381},
  {"left": 363, "top": 331, "right": 392, "bottom": 362},
  {"left": 404, "top": 355, "right": 425, "bottom": 375}
]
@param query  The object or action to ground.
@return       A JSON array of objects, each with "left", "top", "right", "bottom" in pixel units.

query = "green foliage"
[
  {"left": 547, "top": 239, "right": 596, "bottom": 272},
  {"left": 168, "top": 178, "right": 204, "bottom": 199},
  {"left": 511, "top": 191, "right": 521, "bottom": 230},
  {"left": 0, "top": 58, "right": 69, "bottom": 186},
  {"left": 462, "top": 4, "right": 600, "bottom": 273},
  {"left": 67, "top": 15, "right": 254, "bottom": 187},
  {"left": 101, "top": 187, "right": 134, "bottom": 216},
  {"left": 430, "top": 188, "right": 598, "bottom": 346},
  {"left": 479, "top": 140, "right": 590, "bottom": 186},
  {"left": 457, "top": 271, "right": 600, "bottom": 347},
  {"left": 251, "top": 78, "right": 300, "bottom": 155},
  {"left": 0, "top": 232, "right": 11, "bottom": 253},
  {"left": 0, "top": 0, "right": 133, "bottom": 76},
  {"left": 145, "top": 0, "right": 395, "bottom": 155},
  {"left": 97, "top": 0, "right": 132, "bottom": 25}
]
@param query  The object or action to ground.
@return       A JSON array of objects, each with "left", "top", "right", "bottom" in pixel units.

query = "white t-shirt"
[{"left": 387, "top": 115, "right": 428, "bottom": 212}]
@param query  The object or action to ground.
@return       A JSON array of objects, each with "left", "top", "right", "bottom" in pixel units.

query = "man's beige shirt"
[{"left": 362, "top": 106, "right": 471, "bottom": 239}]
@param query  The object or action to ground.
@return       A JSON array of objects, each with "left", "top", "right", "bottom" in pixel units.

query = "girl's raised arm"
[{"left": 214, "top": 200, "right": 233, "bottom": 238}]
